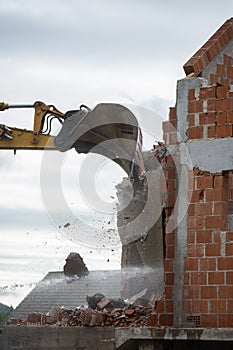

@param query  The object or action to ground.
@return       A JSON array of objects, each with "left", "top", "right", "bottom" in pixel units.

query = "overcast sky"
[{"left": 0, "top": 0, "right": 232, "bottom": 307}]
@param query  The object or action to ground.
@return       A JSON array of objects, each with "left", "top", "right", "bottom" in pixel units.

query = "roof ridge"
[{"left": 183, "top": 18, "right": 233, "bottom": 76}]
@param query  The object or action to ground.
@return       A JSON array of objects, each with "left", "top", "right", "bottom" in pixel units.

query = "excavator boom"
[{"left": 0, "top": 101, "right": 144, "bottom": 179}]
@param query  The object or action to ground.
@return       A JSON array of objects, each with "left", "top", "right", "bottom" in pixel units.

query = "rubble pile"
[{"left": 7, "top": 294, "right": 155, "bottom": 328}]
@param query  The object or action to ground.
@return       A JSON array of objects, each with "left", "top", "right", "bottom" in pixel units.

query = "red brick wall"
[
  {"left": 188, "top": 55, "right": 233, "bottom": 141},
  {"left": 185, "top": 170, "right": 233, "bottom": 327},
  {"left": 153, "top": 53, "right": 233, "bottom": 328}
]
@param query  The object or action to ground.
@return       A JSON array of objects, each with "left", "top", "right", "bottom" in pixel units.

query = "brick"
[
  {"left": 164, "top": 259, "right": 174, "bottom": 272},
  {"left": 188, "top": 244, "right": 204, "bottom": 257},
  {"left": 165, "top": 286, "right": 173, "bottom": 299},
  {"left": 209, "top": 300, "right": 227, "bottom": 313},
  {"left": 200, "top": 258, "right": 216, "bottom": 271},
  {"left": 228, "top": 300, "right": 233, "bottom": 311},
  {"left": 216, "top": 85, "right": 229, "bottom": 98},
  {"left": 216, "top": 98, "right": 233, "bottom": 112},
  {"left": 188, "top": 231, "right": 195, "bottom": 244},
  {"left": 196, "top": 175, "right": 214, "bottom": 189},
  {"left": 228, "top": 67, "right": 233, "bottom": 80},
  {"left": 214, "top": 201, "right": 228, "bottom": 215},
  {"left": 192, "top": 300, "right": 208, "bottom": 313},
  {"left": 207, "top": 99, "right": 216, "bottom": 112},
  {"left": 199, "top": 112, "right": 216, "bottom": 125},
  {"left": 166, "top": 300, "right": 174, "bottom": 313},
  {"left": 226, "top": 272, "right": 233, "bottom": 284},
  {"left": 223, "top": 54, "right": 233, "bottom": 66},
  {"left": 166, "top": 246, "right": 174, "bottom": 259},
  {"left": 209, "top": 74, "right": 218, "bottom": 85},
  {"left": 226, "top": 243, "right": 233, "bottom": 256},
  {"left": 188, "top": 89, "right": 195, "bottom": 101},
  {"left": 216, "top": 111, "right": 227, "bottom": 125},
  {"left": 201, "top": 286, "right": 217, "bottom": 299},
  {"left": 199, "top": 86, "right": 216, "bottom": 99},
  {"left": 219, "top": 286, "right": 233, "bottom": 298},
  {"left": 184, "top": 271, "right": 190, "bottom": 285},
  {"left": 196, "top": 230, "right": 212, "bottom": 243},
  {"left": 185, "top": 258, "right": 199, "bottom": 271},
  {"left": 218, "top": 314, "right": 233, "bottom": 327},
  {"left": 193, "top": 168, "right": 201, "bottom": 176},
  {"left": 189, "top": 190, "right": 204, "bottom": 203},
  {"left": 167, "top": 179, "right": 175, "bottom": 192},
  {"left": 208, "top": 271, "right": 224, "bottom": 284},
  {"left": 184, "top": 286, "right": 200, "bottom": 299},
  {"left": 166, "top": 192, "right": 176, "bottom": 207},
  {"left": 205, "top": 243, "right": 221, "bottom": 256},
  {"left": 216, "top": 124, "right": 232, "bottom": 138},
  {"left": 205, "top": 216, "right": 226, "bottom": 229},
  {"left": 214, "top": 175, "right": 226, "bottom": 188},
  {"left": 207, "top": 125, "right": 216, "bottom": 138},
  {"left": 146, "top": 313, "right": 158, "bottom": 327},
  {"left": 196, "top": 203, "right": 212, "bottom": 216},
  {"left": 220, "top": 77, "right": 230, "bottom": 86},
  {"left": 167, "top": 167, "right": 176, "bottom": 179},
  {"left": 162, "top": 121, "right": 175, "bottom": 133},
  {"left": 226, "top": 232, "right": 233, "bottom": 242},
  {"left": 169, "top": 107, "right": 176, "bottom": 120},
  {"left": 188, "top": 204, "right": 195, "bottom": 216},
  {"left": 218, "top": 257, "right": 233, "bottom": 270},
  {"left": 188, "top": 217, "right": 204, "bottom": 230},
  {"left": 213, "top": 230, "right": 222, "bottom": 243},
  {"left": 201, "top": 314, "right": 218, "bottom": 327},
  {"left": 190, "top": 271, "right": 207, "bottom": 285},
  {"left": 165, "top": 233, "right": 174, "bottom": 246},
  {"left": 156, "top": 300, "right": 164, "bottom": 313},
  {"left": 165, "top": 273, "right": 174, "bottom": 285},
  {"left": 188, "top": 126, "right": 203, "bottom": 139},
  {"left": 159, "top": 314, "right": 173, "bottom": 327},
  {"left": 217, "top": 64, "right": 225, "bottom": 76},
  {"left": 164, "top": 207, "right": 173, "bottom": 217},
  {"left": 206, "top": 188, "right": 227, "bottom": 202},
  {"left": 227, "top": 110, "right": 233, "bottom": 123}
]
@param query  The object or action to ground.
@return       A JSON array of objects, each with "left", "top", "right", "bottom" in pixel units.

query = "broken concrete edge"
[
  {"left": 115, "top": 327, "right": 233, "bottom": 348},
  {"left": 1, "top": 326, "right": 233, "bottom": 350},
  {"left": 0, "top": 326, "right": 116, "bottom": 350}
]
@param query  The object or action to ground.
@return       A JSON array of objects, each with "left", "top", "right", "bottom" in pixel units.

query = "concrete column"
[{"left": 173, "top": 77, "right": 207, "bottom": 326}]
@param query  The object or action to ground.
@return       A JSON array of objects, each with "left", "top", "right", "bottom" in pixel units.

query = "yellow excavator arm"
[
  {"left": 0, "top": 101, "right": 64, "bottom": 150},
  {"left": 0, "top": 101, "right": 144, "bottom": 179}
]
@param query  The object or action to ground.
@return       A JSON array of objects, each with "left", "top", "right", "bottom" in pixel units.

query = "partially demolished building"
[{"left": 1, "top": 17, "right": 233, "bottom": 350}]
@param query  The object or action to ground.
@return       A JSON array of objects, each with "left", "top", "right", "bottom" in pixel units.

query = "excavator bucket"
[{"left": 54, "top": 103, "right": 144, "bottom": 179}]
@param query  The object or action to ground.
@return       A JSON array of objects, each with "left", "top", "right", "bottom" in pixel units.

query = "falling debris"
[
  {"left": 63, "top": 252, "right": 89, "bottom": 278},
  {"left": 64, "top": 222, "right": 70, "bottom": 228}
]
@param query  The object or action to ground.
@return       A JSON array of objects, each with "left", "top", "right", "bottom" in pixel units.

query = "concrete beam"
[
  {"left": 115, "top": 327, "right": 233, "bottom": 348},
  {"left": 188, "top": 138, "right": 233, "bottom": 173}
]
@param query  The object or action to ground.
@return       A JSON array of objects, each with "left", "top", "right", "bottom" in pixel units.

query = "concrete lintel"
[{"left": 188, "top": 138, "right": 233, "bottom": 173}]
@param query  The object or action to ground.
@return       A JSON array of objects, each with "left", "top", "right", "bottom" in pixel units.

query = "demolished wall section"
[{"left": 159, "top": 40, "right": 233, "bottom": 328}]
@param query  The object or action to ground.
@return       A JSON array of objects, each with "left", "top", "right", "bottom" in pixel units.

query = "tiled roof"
[
  {"left": 183, "top": 18, "right": 233, "bottom": 76},
  {"left": 11, "top": 270, "right": 122, "bottom": 320}
]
